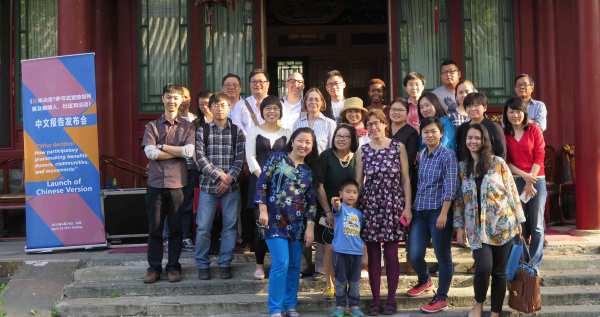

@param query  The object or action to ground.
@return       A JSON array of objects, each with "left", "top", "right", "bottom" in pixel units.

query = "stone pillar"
[
  {"left": 57, "top": 0, "right": 93, "bottom": 54},
  {"left": 575, "top": 0, "right": 600, "bottom": 230}
]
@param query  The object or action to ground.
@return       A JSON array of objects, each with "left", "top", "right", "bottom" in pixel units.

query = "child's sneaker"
[
  {"left": 350, "top": 306, "right": 365, "bottom": 317},
  {"left": 330, "top": 307, "right": 345, "bottom": 317}
]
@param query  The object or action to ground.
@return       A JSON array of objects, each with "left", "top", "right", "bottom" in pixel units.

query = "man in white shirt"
[
  {"left": 432, "top": 60, "right": 461, "bottom": 113},
  {"left": 280, "top": 72, "right": 305, "bottom": 129},
  {"left": 221, "top": 73, "right": 242, "bottom": 116},
  {"left": 231, "top": 69, "right": 269, "bottom": 135},
  {"left": 325, "top": 70, "right": 346, "bottom": 121}
]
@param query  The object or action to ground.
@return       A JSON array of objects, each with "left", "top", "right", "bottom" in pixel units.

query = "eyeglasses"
[
  {"left": 335, "top": 134, "right": 351, "bottom": 139},
  {"left": 287, "top": 79, "right": 304, "bottom": 84},
  {"left": 366, "top": 121, "right": 382, "bottom": 128},
  {"left": 251, "top": 80, "right": 269, "bottom": 85},
  {"left": 389, "top": 108, "right": 407, "bottom": 113},
  {"left": 326, "top": 81, "right": 344, "bottom": 87},
  {"left": 441, "top": 69, "right": 459, "bottom": 75}
]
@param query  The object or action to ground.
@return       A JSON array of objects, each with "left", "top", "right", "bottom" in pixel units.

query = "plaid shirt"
[
  {"left": 449, "top": 111, "right": 469, "bottom": 127},
  {"left": 414, "top": 145, "right": 458, "bottom": 211},
  {"left": 196, "top": 120, "right": 245, "bottom": 194}
]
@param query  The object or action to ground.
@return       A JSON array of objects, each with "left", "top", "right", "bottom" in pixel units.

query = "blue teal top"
[{"left": 419, "top": 116, "right": 456, "bottom": 152}]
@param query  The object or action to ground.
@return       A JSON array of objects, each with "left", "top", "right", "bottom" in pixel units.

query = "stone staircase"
[{"left": 55, "top": 244, "right": 600, "bottom": 317}]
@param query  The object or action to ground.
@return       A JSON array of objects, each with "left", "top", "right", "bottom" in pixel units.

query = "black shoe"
[
  {"left": 220, "top": 266, "right": 232, "bottom": 279},
  {"left": 198, "top": 268, "right": 210, "bottom": 280}
]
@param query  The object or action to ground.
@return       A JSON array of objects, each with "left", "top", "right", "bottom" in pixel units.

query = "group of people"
[{"left": 141, "top": 60, "right": 548, "bottom": 317}]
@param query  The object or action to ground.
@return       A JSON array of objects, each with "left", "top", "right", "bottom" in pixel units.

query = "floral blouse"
[
  {"left": 255, "top": 152, "right": 317, "bottom": 240},
  {"left": 453, "top": 156, "right": 526, "bottom": 249}
]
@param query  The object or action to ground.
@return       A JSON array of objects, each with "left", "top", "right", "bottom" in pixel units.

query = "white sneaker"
[
  {"left": 182, "top": 238, "right": 194, "bottom": 251},
  {"left": 254, "top": 267, "right": 265, "bottom": 280}
]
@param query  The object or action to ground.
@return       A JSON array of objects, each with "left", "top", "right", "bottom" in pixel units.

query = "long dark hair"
[
  {"left": 464, "top": 123, "right": 493, "bottom": 179},
  {"left": 417, "top": 92, "right": 448, "bottom": 121},
  {"left": 502, "top": 97, "right": 530, "bottom": 136},
  {"left": 332, "top": 124, "right": 359, "bottom": 153},
  {"left": 285, "top": 127, "right": 320, "bottom": 170}
]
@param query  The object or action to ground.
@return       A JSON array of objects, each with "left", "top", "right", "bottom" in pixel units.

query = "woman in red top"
[{"left": 503, "top": 97, "right": 546, "bottom": 272}]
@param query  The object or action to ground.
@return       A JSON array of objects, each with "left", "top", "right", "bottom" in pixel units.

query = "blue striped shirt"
[
  {"left": 527, "top": 99, "right": 547, "bottom": 131},
  {"left": 292, "top": 112, "right": 337, "bottom": 154},
  {"left": 414, "top": 145, "right": 458, "bottom": 211}
]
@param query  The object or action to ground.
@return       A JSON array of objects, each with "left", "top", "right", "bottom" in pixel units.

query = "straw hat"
[{"left": 340, "top": 97, "right": 367, "bottom": 118}]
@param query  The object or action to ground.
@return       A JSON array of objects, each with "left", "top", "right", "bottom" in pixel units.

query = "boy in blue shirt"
[{"left": 330, "top": 179, "right": 365, "bottom": 317}]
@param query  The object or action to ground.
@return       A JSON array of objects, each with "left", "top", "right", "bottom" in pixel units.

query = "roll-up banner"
[{"left": 21, "top": 53, "right": 107, "bottom": 253}]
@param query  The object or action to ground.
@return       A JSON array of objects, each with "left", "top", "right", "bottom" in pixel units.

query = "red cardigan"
[{"left": 505, "top": 123, "right": 546, "bottom": 177}]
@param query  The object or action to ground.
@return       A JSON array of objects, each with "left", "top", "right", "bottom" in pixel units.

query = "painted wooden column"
[
  {"left": 57, "top": 0, "right": 93, "bottom": 54},
  {"left": 575, "top": 0, "right": 600, "bottom": 230}
]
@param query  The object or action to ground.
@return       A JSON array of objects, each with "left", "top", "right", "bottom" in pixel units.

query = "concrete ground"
[{"left": 0, "top": 225, "right": 599, "bottom": 317}]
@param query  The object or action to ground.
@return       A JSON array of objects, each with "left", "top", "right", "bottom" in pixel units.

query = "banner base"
[{"left": 25, "top": 242, "right": 108, "bottom": 254}]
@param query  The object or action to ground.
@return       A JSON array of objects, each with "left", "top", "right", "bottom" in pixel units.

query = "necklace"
[{"left": 334, "top": 151, "right": 353, "bottom": 168}]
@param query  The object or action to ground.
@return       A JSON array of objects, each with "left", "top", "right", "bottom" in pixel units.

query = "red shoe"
[
  {"left": 420, "top": 297, "right": 449, "bottom": 313},
  {"left": 406, "top": 278, "right": 434, "bottom": 297}
]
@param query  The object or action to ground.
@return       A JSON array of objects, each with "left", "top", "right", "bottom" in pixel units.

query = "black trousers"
[
  {"left": 146, "top": 187, "right": 184, "bottom": 273},
  {"left": 180, "top": 169, "right": 199, "bottom": 240},
  {"left": 472, "top": 241, "right": 513, "bottom": 313}
]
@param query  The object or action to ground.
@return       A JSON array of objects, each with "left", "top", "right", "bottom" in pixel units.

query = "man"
[
  {"left": 514, "top": 73, "right": 547, "bottom": 131},
  {"left": 456, "top": 92, "right": 506, "bottom": 162},
  {"left": 403, "top": 72, "right": 426, "bottom": 131},
  {"left": 197, "top": 90, "right": 213, "bottom": 125},
  {"left": 280, "top": 72, "right": 305, "bottom": 129},
  {"left": 195, "top": 93, "right": 245, "bottom": 280},
  {"left": 222, "top": 73, "right": 242, "bottom": 111},
  {"left": 142, "top": 84, "right": 195, "bottom": 284},
  {"left": 366, "top": 78, "right": 386, "bottom": 112},
  {"left": 325, "top": 69, "right": 346, "bottom": 121},
  {"left": 432, "top": 60, "right": 461, "bottom": 113},
  {"left": 231, "top": 69, "right": 269, "bottom": 135}
]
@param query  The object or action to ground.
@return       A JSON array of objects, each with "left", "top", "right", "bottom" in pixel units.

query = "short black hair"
[
  {"left": 332, "top": 124, "right": 359, "bottom": 153},
  {"left": 514, "top": 73, "right": 535, "bottom": 86},
  {"left": 502, "top": 97, "right": 530, "bottom": 135},
  {"left": 339, "top": 179, "right": 360, "bottom": 192},
  {"left": 249, "top": 68, "right": 270, "bottom": 81},
  {"left": 221, "top": 73, "right": 241, "bottom": 86},
  {"left": 419, "top": 117, "right": 444, "bottom": 135},
  {"left": 196, "top": 90, "right": 212, "bottom": 100},
  {"left": 259, "top": 95, "right": 282, "bottom": 120},
  {"left": 403, "top": 71, "right": 426, "bottom": 87},
  {"left": 162, "top": 84, "right": 184, "bottom": 96},
  {"left": 440, "top": 59, "right": 459, "bottom": 70},
  {"left": 463, "top": 92, "right": 488, "bottom": 109}
]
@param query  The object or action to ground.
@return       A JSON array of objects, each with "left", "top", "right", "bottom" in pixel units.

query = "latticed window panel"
[
  {"left": 204, "top": 0, "right": 255, "bottom": 95},
  {"left": 463, "top": 0, "right": 515, "bottom": 105},
  {"left": 397, "top": 0, "right": 450, "bottom": 93},
  {"left": 16, "top": 0, "right": 58, "bottom": 122},
  {"left": 138, "top": 0, "right": 189, "bottom": 113},
  {"left": 276, "top": 60, "right": 303, "bottom": 98}
]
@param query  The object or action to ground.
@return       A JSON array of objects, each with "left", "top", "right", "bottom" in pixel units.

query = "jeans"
[
  {"left": 408, "top": 208, "right": 454, "bottom": 299},
  {"left": 472, "top": 242, "right": 512, "bottom": 313},
  {"left": 146, "top": 187, "right": 184, "bottom": 273},
  {"left": 334, "top": 252, "right": 362, "bottom": 307},
  {"left": 515, "top": 177, "right": 547, "bottom": 271},
  {"left": 195, "top": 190, "right": 240, "bottom": 269},
  {"left": 266, "top": 238, "right": 302, "bottom": 314}
]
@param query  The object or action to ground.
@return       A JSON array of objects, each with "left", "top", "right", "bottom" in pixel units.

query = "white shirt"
[
  {"left": 180, "top": 112, "right": 197, "bottom": 123},
  {"left": 281, "top": 96, "right": 302, "bottom": 130},
  {"left": 231, "top": 95, "right": 265, "bottom": 135},
  {"left": 331, "top": 99, "right": 345, "bottom": 121},
  {"left": 245, "top": 126, "right": 292, "bottom": 174},
  {"left": 293, "top": 112, "right": 337, "bottom": 154},
  {"left": 432, "top": 86, "right": 457, "bottom": 113}
]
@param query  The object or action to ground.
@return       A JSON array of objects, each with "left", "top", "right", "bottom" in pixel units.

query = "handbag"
[{"left": 507, "top": 236, "right": 542, "bottom": 313}]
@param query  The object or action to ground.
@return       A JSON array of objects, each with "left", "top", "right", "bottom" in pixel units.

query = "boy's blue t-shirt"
[{"left": 332, "top": 203, "right": 364, "bottom": 255}]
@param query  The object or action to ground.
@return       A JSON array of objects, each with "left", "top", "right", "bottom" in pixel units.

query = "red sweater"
[{"left": 505, "top": 123, "right": 545, "bottom": 176}]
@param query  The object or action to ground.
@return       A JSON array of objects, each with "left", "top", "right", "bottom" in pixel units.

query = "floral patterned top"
[
  {"left": 453, "top": 156, "right": 526, "bottom": 249},
  {"left": 255, "top": 152, "right": 317, "bottom": 240}
]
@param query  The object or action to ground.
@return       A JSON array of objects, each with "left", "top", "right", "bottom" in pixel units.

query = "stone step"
[
  {"left": 62, "top": 269, "right": 600, "bottom": 299},
  {"left": 72, "top": 254, "right": 600, "bottom": 282},
  {"left": 56, "top": 285, "right": 600, "bottom": 317}
]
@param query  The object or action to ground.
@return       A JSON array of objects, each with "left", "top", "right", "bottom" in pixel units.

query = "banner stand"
[{"left": 25, "top": 243, "right": 107, "bottom": 254}]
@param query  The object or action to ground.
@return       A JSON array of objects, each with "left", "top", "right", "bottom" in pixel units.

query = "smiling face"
[
  {"left": 339, "top": 183, "right": 359, "bottom": 206},
  {"left": 456, "top": 82, "right": 475, "bottom": 107},
  {"left": 162, "top": 92, "right": 184, "bottom": 114},
  {"left": 333, "top": 127, "right": 352, "bottom": 152},
  {"left": 466, "top": 102, "right": 486, "bottom": 122},
  {"left": 389, "top": 101, "right": 408, "bottom": 124},
  {"left": 198, "top": 97, "right": 210, "bottom": 115},
  {"left": 404, "top": 78, "right": 424, "bottom": 100},
  {"left": 325, "top": 75, "right": 346, "bottom": 101},
  {"left": 286, "top": 73, "right": 305, "bottom": 97},
  {"left": 366, "top": 115, "right": 387, "bottom": 139},
  {"left": 418, "top": 97, "right": 436, "bottom": 118},
  {"left": 250, "top": 73, "right": 269, "bottom": 97},
  {"left": 507, "top": 107, "right": 525, "bottom": 127},
  {"left": 262, "top": 104, "right": 281, "bottom": 124},
  {"left": 305, "top": 91, "right": 323, "bottom": 115},
  {"left": 222, "top": 77, "right": 241, "bottom": 100},
  {"left": 466, "top": 127, "right": 483, "bottom": 154},
  {"left": 344, "top": 109, "right": 363, "bottom": 125},
  {"left": 210, "top": 99, "right": 230, "bottom": 121},
  {"left": 421, "top": 122, "right": 442, "bottom": 148},
  {"left": 368, "top": 83, "right": 384, "bottom": 105},
  {"left": 515, "top": 76, "right": 534, "bottom": 101},
  {"left": 291, "top": 132, "right": 314, "bottom": 159}
]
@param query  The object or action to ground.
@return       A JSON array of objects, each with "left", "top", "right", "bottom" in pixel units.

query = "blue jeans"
[
  {"left": 408, "top": 208, "right": 454, "bottom": 299},
  {"left": 195, "top": 190, "right": 240, "bottom": 269},
  {"left": 515, "top": 177, "right": 547, "bottom": 272},
  {"left": 266, "top": 238, "right": 302, "bottom": 314},
  {"left": 334, "top": 252, "right": 362, "bottom": 307}
]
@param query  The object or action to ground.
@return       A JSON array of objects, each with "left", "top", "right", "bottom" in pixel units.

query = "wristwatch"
[{"left": 158, "top": 144, "right": 164, "bottom": 150}]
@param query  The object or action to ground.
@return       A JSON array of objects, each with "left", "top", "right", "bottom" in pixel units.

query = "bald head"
[{"left": 286, "top": 72, "right": 305, "bottom": 97}]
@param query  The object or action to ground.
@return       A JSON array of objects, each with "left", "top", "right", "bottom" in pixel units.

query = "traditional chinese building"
[{"left": 0, "top": 0, "right": 598, "bottom": 231}]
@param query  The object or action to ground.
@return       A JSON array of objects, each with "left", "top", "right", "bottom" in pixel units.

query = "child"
[{"left": 330, "top": 179, "right": 365, "bottom": 317}]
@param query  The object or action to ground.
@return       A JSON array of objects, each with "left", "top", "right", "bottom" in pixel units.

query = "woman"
[
  {"left": 389, "top": 98, "right": 419, "bottom": 177},
  {"left": 340, "top": 97, "right": 370, "bottom": 146},
  {"left": 293, "top": 88, "right": 337, "bottom": 154},
  {"left": 245, "top": 96, "right": 291, "bottom": 280},
  {"left": 451, "top": 80, "right": 476, "bottom": 127},
  {"left": 314, "top": 124, "right": 359, "bottom": 298},
  {"left": 418, "top": 92, "right": 456, "bottom": 152},
  {"left": 356, "top": 109, "right": 412, "bottom": 315},
  {"left": 256, "top": 127, "right": 319, "bottom": 317},
  {"left": 454, "top": 124, "right": 525, "bottom": 317},
  {"left": 503, "top": 97, "right": 547, "bottom": 273},
  {"left": 407, "top": 117, "right": 457, "bottom": 314}
]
